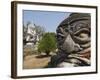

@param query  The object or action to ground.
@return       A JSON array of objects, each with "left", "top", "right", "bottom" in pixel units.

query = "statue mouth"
[{"left": 77, "top": 47, "right": 91, "bottom": 59}]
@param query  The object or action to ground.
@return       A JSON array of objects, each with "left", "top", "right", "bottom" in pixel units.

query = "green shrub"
[{"left": 38, "top": 32, "right": 57, "bottom": 55}]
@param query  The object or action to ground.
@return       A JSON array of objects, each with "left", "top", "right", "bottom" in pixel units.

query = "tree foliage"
[{"left": 38, "top": 32, "right": 57, "bottom": 55}]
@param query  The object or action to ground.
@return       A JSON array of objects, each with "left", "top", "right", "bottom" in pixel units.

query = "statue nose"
[{"left": 62, "top": 34, "right": 83, "bottom": 53}]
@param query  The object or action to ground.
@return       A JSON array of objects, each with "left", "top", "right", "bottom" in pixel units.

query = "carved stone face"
[
  {"left": 57, "top": 13, "right": 91, "bottom": 54},
  {"left": 62, "top": 34, "right": 82, "bottom": 53}
]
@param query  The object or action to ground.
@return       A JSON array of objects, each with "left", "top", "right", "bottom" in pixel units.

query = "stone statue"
[{"left": 47, "top": 13, "right": 91, "bottom": 68}]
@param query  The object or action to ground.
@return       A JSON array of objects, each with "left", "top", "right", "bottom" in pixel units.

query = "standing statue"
[
  {"left": 23, "top": 23, "right": 38, "bottom": 47},
  {"left": 47, "top": 13, "right": 91, "bottom": 67}
]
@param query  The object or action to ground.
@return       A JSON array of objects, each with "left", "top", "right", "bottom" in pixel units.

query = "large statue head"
[{"left": 56, "top": 13, "right": 91, "bottom": 54}]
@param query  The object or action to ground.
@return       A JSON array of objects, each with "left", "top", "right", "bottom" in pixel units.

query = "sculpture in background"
[{"left": 23, "top": 23, "right": 45, "bottom": 47}]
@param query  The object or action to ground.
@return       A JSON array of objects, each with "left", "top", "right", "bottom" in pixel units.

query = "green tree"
[{"left": 38, "top": 32, "right": 57, "bottom": 55}]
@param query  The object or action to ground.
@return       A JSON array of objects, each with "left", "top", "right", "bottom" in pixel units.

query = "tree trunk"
[{"left": 46, "top": 51, "right": 50, "bottom": 56}]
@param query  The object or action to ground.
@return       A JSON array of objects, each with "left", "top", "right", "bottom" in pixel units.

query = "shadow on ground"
[{"left": 36, "top": 55, "right": 51, "bottom": 58}]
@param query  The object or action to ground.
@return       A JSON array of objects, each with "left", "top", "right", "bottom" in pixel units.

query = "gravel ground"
[{"left": 23, "top": 54, "right": 51, "bottom": 69}]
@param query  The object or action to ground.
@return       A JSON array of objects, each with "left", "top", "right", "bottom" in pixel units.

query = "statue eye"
[
  {"left": 74, "top": 27, "right": 90, "bottom": 36},
  {"left": 75, "top": 31, "right": 89, "bottom": 39},
  {"left": 73, "top": 22, "right": 88, "bottom": 33},
  {"left": 78, "top": 33, "right": 89, "bottom": 38}
]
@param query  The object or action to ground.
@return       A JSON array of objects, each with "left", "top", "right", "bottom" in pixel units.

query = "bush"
[{"left": 38, "top": 32, "right": 57, "bottom": 55}]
